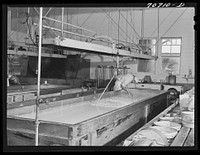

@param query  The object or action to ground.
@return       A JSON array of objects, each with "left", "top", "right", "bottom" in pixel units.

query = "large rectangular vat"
[{"left": 7, "top": 89, "right": 169, "bottom": 146}]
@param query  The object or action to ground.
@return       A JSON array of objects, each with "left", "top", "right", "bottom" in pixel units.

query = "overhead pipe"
[{"left": 34, "top": 22, "right": 95, "bottom": 40}]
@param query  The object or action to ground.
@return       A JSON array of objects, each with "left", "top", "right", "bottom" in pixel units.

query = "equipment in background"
[
  {"left": 167, "top": 88, "right": 179, "bottom": 102},
  {"left": 166, "top": 75, "right": 176, "bottom": 85},
  {"left": 142, "top": 75, "right": 152, "bottom": 83},
  {"left": 129, "top": 81, "right": 184, "bottom": 102},
  {"left": 113, "top": 74, "right": 135, "bottom": 91},
  {"left": 8, "top": 55, "right": 29, "bottom": 76},
  {"left": 96, "top": 65, "right": 129, "bottom": 88}
]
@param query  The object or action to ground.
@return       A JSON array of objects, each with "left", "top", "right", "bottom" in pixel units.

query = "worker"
[{"left": 113, "top": 72, "right": 139, "bottom": 94}]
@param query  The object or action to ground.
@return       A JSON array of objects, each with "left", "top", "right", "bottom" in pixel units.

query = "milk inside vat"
[{"left": 14, "top": 89, "right": 159, "bottom": 124}]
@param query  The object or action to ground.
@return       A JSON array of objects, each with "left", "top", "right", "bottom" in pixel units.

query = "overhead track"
[
  {"left": 42, "top": 36, "right": 157, "bottom": 60},
  {"left": 10, "top": 7, "right": 157, "bottom": 60},
  {"left": 43, "top": 16, "right": 99, "bottom": 36},
  {"left": 34, "top": 22, "right": 97, "bottom": 41}
]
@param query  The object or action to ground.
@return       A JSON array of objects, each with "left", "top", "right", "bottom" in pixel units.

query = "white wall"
[{"left": 68, "top": 8, "right": 195, "bottom": 83}]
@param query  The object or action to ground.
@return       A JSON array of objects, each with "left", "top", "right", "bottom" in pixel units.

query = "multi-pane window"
[
  {"left": 161, "top": 38, "right": 181, "bottom": 74},
  {"left": 137, "top": 38, "right": 156, "bottom": 73},
  {"left": 139, "top": 38, "right": 156, "bottom": 56}
]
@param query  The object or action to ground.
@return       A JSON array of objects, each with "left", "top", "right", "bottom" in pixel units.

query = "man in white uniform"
[{"left": 113, "top": 73, "right": 139, "bottom": 94}]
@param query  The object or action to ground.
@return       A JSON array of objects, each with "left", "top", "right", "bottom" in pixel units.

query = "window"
[
  {"left": 137, "top": 38, "right": 156, "bottom": 73},
  {"left": 161, "top": 38, "right": 181, "bottom": 74},
  {"left": 139, "top": 38, "right": 156, "bottom": 56}
]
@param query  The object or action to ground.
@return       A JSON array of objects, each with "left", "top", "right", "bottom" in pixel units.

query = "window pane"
[
  {"left": 162, "top": 57, "right": 180, "bottom": 74},
  {"left": 177, "top": 39, "right": 181, "bottom": 45},
  {"left": 166, "top": 39, "right": 171, "bottom": 45},
  {"left": 171, "top": 46, "right": 181, "bottom": 53},
  {"left": 162, "top": 46, "right": 171, "bottom": 53},
  {"left": 172, "top": 39, "right": 176, "bottom": 45},
  {"left": 162, "top": 39, "right": 167, "bottom": 45}
]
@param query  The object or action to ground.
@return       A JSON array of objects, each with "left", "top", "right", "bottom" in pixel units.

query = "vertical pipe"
[
  {"left": 17, "top": 8, "right": 19, "bottom": 30},
  {"left": 141, "top": 9, "right": 144, "bottom": 40},
  {"left": 116, "top": 54, "right": 119, "bottom": 74},
  {"left": 118, "top": 10, "right": 120, "bottom": 44},
  {"left": 7, "top": 9, "right": 11, "bottom": 37},
  {"left": 35, "top": 7, "right": 43, "bottom": 146},
  {"left": 130, "top": 10, "right": 132, "bottom": 43},
  {"left": 108, "top": 11, "right": 109, "bottom": 37},
  {"left": 110, "top": 12, "right": 112, "bottom": 39},
  {"left": 27, "top": 7, "right": 30, "bottom": 36},
  {"left": 117, "top": 10, "right": 120, "bottom": 74},
  {"left": 66, "top": 8, "right": 68, "bottom": 38},
  {"left": 140, "top": 9, "right": 144, "bottom": 55},
  {"left": 157, "top": 8, "right": 159, "bottom": 56},
  {"left": 155, "top": 8, "right": 159, "bottom": 74},
  {"left": 126, "top": 11, "right": 128, "bottom": 45},
  {"left": 144, "top": 105, "right": 149, "bottom": 123},
  {"left": 61, "top": 7, "right": 64, "bottom": 37}
]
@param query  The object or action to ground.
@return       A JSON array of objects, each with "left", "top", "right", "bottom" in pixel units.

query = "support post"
[
  {"left": 61, "top": 7, "right": 64, "bottom": 37},
  {"left": 7, "top": 9, "right": 11, "bottom": 37},
  {"left": 35, "top": 7, "right": 43, "bottom": 146},
  {"left": 144, "top": 105, "right": 149, "bottom": 123},
  {"left": 27, "top": 7, "right": 30, "bottom": 36},
  {"left": 116, "top": 53, "right": 119, "bottom": 74},
  {"left": 155, "top": 8, "right": 159, "bottom": 74},
  {"left": 141, "top": 9, "right": 144, "bottom": 41}
]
